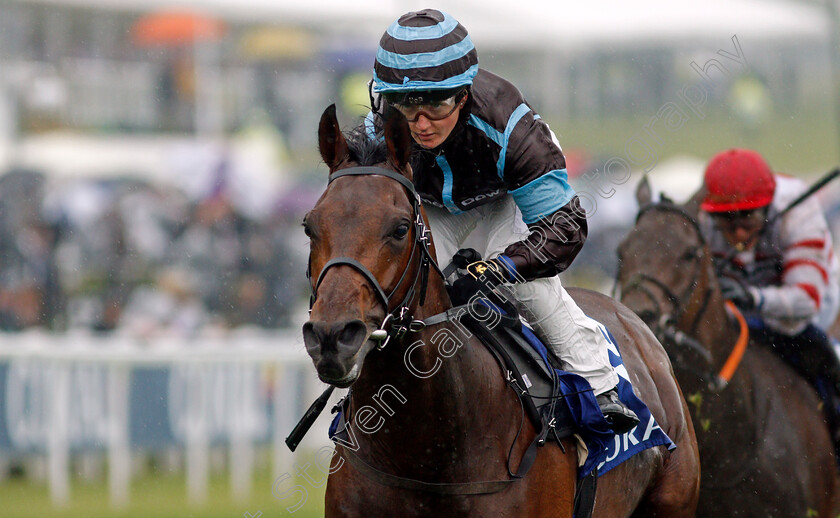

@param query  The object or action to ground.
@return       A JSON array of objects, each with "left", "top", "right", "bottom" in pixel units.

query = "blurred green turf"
[
  {"left": 551, "top": 107, "right": 840, "bottom": 175},
  {"left": 0, "top": 464, "right": 326, "bottom": 518}
]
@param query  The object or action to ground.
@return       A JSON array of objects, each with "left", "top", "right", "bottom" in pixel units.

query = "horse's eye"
[
  {"left": 392, "top": 223, "right": 410, "bottom": 240},
  {"left": 302, "top": 221, "right": 313, "bottom": 238},
  {"left": 682, "top": 248, "right": 699, "bottom": 261}
]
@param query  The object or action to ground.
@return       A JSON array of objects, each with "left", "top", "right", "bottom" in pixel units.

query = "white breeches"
[{"left": 424, "top": 196, "right": 619, "bottom": 395}]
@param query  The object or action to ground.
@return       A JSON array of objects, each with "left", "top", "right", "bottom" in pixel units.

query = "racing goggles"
[
  {"left": 389, "top": 90, "right": 466, "bottom": 123},
  {"left": 710, "top": 208, "right": 768, "bottom": 232}
]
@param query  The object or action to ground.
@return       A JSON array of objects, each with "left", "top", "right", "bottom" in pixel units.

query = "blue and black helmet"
[{"left": 373, "top": 9, "right": 478, "bottom": 97}]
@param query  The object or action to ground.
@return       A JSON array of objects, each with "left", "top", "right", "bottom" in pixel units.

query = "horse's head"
[
  {"left": 616, "top": 176, "right": 713, "bottom": 332},
  {"left": 302, "top": 105, "right": 436, "bottom": 387}
]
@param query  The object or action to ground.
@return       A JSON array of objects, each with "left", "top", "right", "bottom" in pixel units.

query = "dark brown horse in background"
[
  {"left": 616, "top": 177, "right": 840, "bottom": 517},
  {"left": 302, "top": 105, "right": 699, "bottom": 517}
]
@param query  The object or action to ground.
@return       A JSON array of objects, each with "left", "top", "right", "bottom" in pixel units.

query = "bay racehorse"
[
  {"left": 616, "top": 176, "right": 840, "bottom": 517},
  {"left": 302, "top": 105, "right": 699, "bottom": 517}
]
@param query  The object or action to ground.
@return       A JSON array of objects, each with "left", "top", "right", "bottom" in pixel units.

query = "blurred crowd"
[
  {"left": 0, "top": 165, "right": 315, "bottom": 336},
  {"left": 3, "top": 148, "right": 838, "bottom": 338}
]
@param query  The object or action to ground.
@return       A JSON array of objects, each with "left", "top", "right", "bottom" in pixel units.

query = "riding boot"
[{"left": 596, "top": 388, "right": 640, "bottom": 435}]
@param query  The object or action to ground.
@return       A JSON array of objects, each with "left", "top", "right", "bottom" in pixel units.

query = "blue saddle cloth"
[{"left": 518, "top": 323, "right": 675, "bottom": 477}]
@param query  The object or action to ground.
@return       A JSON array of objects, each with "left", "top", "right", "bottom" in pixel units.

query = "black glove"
[
  {"left": 466, "top": 258, "right": 510, "bottom": 285},
  {"left": 448, "top": 249, "right": 514, "bottom": 306},
  {"left": 451, "top": 248, "right": 484, "bottom": 269},
  {"left": 718, "top": 276, "right": 756, "bottom": 310}
]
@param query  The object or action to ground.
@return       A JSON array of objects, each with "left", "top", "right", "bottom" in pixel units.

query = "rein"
[
  {"left": 719, "top": 301, "right": 749, "bottom": 383},
  {"left": 618, "top": 202, "right": 749, "bottom": 391}
]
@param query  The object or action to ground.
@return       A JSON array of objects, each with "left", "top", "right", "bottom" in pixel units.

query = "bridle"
[
  {"left": 617, "top": 202, "right": 727, "bottom": 390},
  {"left": 307, "top": 166, "right": 445, "bottom": 349},
  {"left": 306, "top": 166, "right": 549, "bottom": 496},
  {"left": 619, "top": 203, "right": 712, "bottom": 334}
]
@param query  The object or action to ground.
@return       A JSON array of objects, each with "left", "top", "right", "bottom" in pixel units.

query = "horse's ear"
[
  {"left": 683, "top": 185, "right": 707, "bottom": 216},
  {"left": 383, "top": 110, "right": 413, "bottom": 176},
  {"left": 318, "top": 104, "right": 350, "bottom": 171},
  {"left": 636, "top": 174, "right": 652, "bottom": 207}
]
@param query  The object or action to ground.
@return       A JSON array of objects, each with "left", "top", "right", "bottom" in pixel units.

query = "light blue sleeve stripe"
[
  {"left": 496, "top": 103, "right": 531, "bottom": 178},
  {"left": 372, "top": 65, "right": 478, "bottom": 92},
  {"left": 509, "top": 169, "right": 576, "bottom": 224},
  {"left": 467, "top": 114, "right": 503, "bottom": 147},
  {"left": 436, "top": 155, "right": 463, "bottom": 214},
  {"left": 387, "top": 11, "right": 458, "bottom": 40},
  {"left": 376, "top": 36, "right": 474, "bottom": 70}
]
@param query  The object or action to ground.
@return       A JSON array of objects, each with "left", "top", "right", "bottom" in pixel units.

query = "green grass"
[
  {"left": 551, "top": 107, "right": 840, "bottom": 175},
  {"left": 0, "top": 462, "right": 326, "bottom": 518}
]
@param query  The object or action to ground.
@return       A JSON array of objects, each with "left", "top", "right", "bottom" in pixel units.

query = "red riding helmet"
[{"left": 701, "top": 149, "right": 776, "bottom": 213}]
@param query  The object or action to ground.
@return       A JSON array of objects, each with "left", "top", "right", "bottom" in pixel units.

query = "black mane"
[{"left": 346, "top": 126, "right": 388, "bottom": 167}]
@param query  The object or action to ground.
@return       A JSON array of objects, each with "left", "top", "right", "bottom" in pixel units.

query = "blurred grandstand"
[{"left": 0, "top": 0, "right": 835, "bottom": 332}]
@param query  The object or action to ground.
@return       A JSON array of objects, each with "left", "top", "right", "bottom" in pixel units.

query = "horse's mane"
[
  {"left": 346, "top": 126, "right": 388, "bottom": 167},
  {"left": 344, "top": 118, "right": 435, "bottom": 168}
]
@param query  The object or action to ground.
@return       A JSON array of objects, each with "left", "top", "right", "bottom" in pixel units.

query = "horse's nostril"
[
  {"left": 338, "top": 320, "right": 368, "bottom": 351},
  {"left": 303, "top": 319, "right": 368, "bottom": 353},
  {"left": 302, "top": 321, "right": 322, "bottom": 350}
]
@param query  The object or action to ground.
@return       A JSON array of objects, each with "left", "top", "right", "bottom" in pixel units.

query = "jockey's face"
[
  {"left": 711, "top": 207, "right": 768, "bottom": 251},
  {"left": 404, "top": 93, "right": 467, "bottom": 149}
]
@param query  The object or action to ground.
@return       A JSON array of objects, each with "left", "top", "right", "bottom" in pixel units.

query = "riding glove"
[
  {"left": 718, "top": 276, "right": 758, "bottom": 310},
  {"left": 449, "top": 249, "right": 516, "bottom": 306}
]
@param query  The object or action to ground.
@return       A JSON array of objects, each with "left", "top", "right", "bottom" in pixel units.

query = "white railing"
[{"left": 0, "top": 328, "right": 334, "bottom": 508}]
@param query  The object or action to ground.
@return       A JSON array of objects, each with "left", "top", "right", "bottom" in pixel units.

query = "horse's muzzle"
[{"left": 302, "top": 319, "right": 369, "bottom": 386}]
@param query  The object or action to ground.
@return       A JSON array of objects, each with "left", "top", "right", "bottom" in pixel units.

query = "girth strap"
[
  {"left": 339, "top": 446, "right": 517, "bottom": 495},
  {"left": 574, "top": 467, "right": 598, "bottom": 518}
]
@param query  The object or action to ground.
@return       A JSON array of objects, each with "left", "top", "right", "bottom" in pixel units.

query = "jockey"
[
  {"left": 364, "top": 8, "right": 639, "bottom": 433},
  {"left": 698, "top": 148, "right": 840, "bottom": 443}
]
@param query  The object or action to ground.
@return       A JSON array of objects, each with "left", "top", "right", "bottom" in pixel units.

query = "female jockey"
[
  {"left": 363, "top": 9, "right": 638, "bottom": 433},
  {"left": 699, "top": 148, "right": 840, "bottom": 447}
]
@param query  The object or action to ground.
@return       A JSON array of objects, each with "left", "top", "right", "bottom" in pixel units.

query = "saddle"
[{"left": 458, "top": 296, "right": 601, "bottom": 444}]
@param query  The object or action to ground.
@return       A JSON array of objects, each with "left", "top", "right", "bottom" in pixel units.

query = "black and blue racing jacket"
[{"left": 365, "top": 68, "right": 587, "bottom": 281}]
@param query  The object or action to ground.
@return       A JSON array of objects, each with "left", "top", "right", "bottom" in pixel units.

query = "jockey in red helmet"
[
  {"left": 363, "top": 9, "right": 638, "bottom": 433},
  {"left": 701, "top": 148, "right": 776, "bottom": 252},
  {"left": 699, "top": 148, "right": 840, "bottom": 448}
]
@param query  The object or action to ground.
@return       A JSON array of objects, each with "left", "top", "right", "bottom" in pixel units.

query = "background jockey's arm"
[
  {"left": 752, "top": 198, "right": 832, "bottom": 331},
  {"left": 498, "top": 109, "right": 586, "bottom": 282}
]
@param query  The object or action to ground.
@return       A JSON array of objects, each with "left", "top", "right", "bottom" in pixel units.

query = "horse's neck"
[
  {"left": 680, "top": 262, "right": 741, "bottom": 371},
  {"left": 347, "top": 281, "right": 510, "bottom": 471},
  {"left": 696, "top": 298, "right": 739, "bottom": 358}
]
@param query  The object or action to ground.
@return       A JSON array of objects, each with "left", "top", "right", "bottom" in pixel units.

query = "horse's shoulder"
[{"left": 742, "top": 343, "right": 820, "bottom": 403}]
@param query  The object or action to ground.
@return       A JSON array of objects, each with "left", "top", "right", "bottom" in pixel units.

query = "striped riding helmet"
[{"left": 373, "top": 9, "right": 478, "bottom": 94}]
